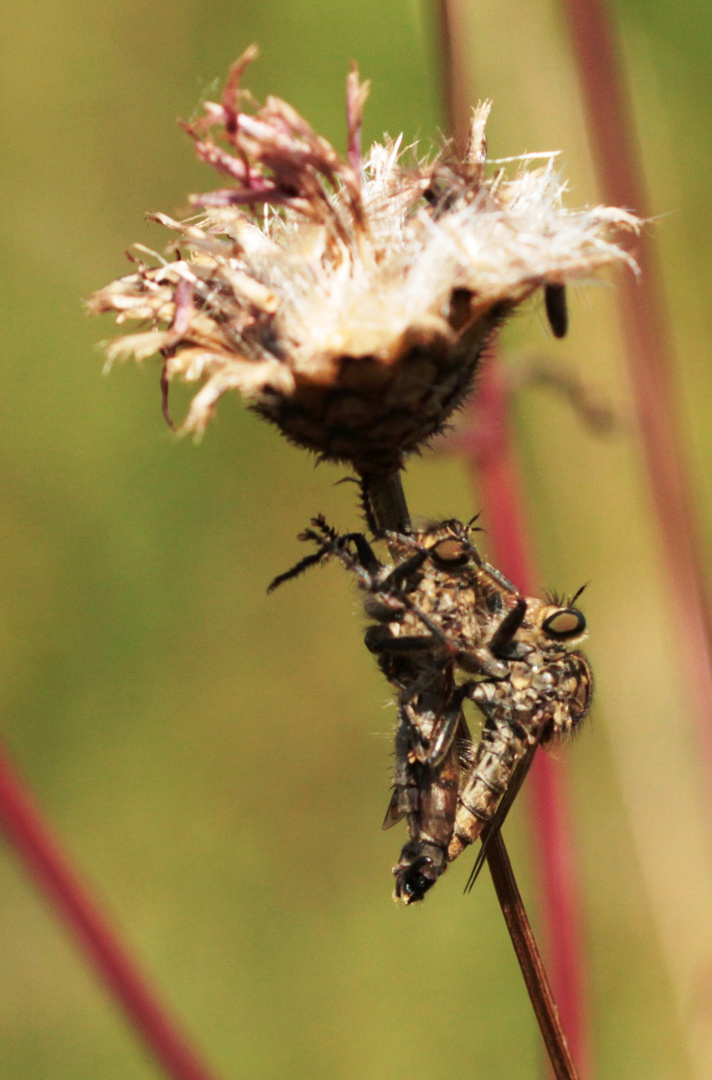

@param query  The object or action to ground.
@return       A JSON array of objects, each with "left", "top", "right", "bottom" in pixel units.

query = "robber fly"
[
  {"left": 269, "top": 516, "right": 524, "bottom": 896},
  {"left": 269, "top": 516, "right": 592, "bottom": 903},
  {"left": 448, "top": 595, "right": 592, "bottom": 889},
  {"left": 269, "top": 515, "right": 524, "bottom": 691}
]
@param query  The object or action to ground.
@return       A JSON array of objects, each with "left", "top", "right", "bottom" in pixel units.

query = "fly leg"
[
  {"left": 365, "top": 614, "right": 510, "bottom": 683},
  {"left": 268, "top": 516, "right": 383, "bottom": 592}
]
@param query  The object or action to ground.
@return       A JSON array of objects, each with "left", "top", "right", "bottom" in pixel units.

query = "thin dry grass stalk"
[
  {"left": 90, "top": 46, "right": 638, "bottom": 478},
  {"left": 486, "top": 833, "right": 582, "bottom": 1080}
]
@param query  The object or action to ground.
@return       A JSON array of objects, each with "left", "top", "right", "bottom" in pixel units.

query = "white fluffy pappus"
[{"left": 89, "top": 48, "right": 640, "bottom": 477}]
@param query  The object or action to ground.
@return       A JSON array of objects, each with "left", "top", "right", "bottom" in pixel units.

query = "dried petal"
[{"left": 90, "top": 50, "right": 641, "bottom": 475}]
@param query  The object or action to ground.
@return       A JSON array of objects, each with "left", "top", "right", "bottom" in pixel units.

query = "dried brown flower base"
[
  {"left": 253, "top": 302, "right": 504, "bottom": 473},
  {"left": 90, "top": 47, "right": 639, "bottom": 477}
]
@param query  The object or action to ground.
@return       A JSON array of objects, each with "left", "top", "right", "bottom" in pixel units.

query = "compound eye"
[
  {"left": 430, "top": 538, "right": 469, "bottom": 567},
  {"left": 542, "top": 607, "right": 586, "bottom": 640}
]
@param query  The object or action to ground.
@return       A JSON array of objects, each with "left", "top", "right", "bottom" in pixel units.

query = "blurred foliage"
[{"left": 0, "top": 1, "right": 711, "bottom": 1078}]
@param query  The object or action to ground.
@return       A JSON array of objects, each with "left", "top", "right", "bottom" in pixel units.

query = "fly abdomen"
[
  {"left": 447, "top": 707, "right": 535, "bottom": 862},
  {"left": 393, "top": 739, "right": 460, "bottom": 903}
]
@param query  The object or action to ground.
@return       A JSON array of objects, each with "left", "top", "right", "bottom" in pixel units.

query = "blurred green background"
[{"left": 1, "top": 1, "right": 712, "bottom": 1078}]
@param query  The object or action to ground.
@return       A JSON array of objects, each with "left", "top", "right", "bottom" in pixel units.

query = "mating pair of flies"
[{"left": 270, "top": 514, "right": 592, "bottom": 903}]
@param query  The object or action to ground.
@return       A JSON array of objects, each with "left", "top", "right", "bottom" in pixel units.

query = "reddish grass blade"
[
  {"left": 466, "top": 362, "right": 593, "bottom": 1080},
  {"left": 432, "top": 5, "right": 593, "bottom": 1075},
  {"left": 561, "top": 0, "right": 712, "bottom": 770},
  {"left": 0, "top": 741, "right": 224, "bottom": 1080}
]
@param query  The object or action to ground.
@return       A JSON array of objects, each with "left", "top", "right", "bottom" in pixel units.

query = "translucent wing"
[{"left": 464, "top": 732, "right": 543, "bottom": 893}]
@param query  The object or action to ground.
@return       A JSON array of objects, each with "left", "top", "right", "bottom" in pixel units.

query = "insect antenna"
[
  {"left": 570, "top": 582, "right": 589, "bottom": 606},
  {"left": 544, "top": 582, "right": 589, "bottom": 609}
]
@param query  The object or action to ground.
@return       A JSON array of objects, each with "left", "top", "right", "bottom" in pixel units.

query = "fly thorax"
[{"left": 510, "top": 668, "right": 534, "bottom": 692}]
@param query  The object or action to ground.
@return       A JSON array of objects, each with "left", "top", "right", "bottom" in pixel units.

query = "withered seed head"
[{"left": 89, "top": 46, "right": 640, "bottom": 476}]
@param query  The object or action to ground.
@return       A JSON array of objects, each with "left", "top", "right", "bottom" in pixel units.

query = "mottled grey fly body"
[{"left": 270, "top": 517, "right": 592, "bottom": 903}]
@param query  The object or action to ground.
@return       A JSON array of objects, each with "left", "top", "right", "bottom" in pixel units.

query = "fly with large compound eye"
[
  {"left": 269, "top": 515, "right": 522, "bottom": 778},
  {"left": 269, "top": 516, "right": 529, "bottom": 901},
  {"left": 447, "top": 595, "right": 593, "bottom": 890},
  {"left": 269, "top": 516, "right": 525, "bottom": 689},
  {"left": 269, "top": 517, "right": 593, "bottom": 903},
  {"left": 390, "top": 592, "right": 592, "bottom": 904}
]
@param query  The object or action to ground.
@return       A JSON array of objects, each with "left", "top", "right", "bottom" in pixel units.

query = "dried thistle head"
[{"left": 89, "top": 46, "right": 640, "bottom": 476}]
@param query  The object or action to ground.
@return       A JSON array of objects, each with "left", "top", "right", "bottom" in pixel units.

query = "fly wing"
[
  {"left": 383, "top": 689, "right": 464, "bottom": 830},
  {"left": 393, "top": 740, "right": 460, "bottom": 903},
  {"left": 464, "top": 732, "right": 543, "bottom": 893},
  {"left": 381, "top": 788, "right": 403, "bottom": 830}
]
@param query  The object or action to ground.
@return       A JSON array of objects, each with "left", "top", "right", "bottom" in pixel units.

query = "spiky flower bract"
[{"left": 90, "top": 47, "right": 639, "bottom": 476}]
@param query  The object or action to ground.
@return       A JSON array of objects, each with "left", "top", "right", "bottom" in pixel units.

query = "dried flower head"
[{"left": 90, "top": 46, "right": 639, "bottom": 476}]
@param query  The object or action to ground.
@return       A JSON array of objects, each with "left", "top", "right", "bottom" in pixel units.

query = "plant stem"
[
  {"left": 431, "top": 4, "right": 591, "bottom": 1075},
  {"left": 364, "top": 466, "right": 580, "bottom": 1080},
  {"left": 561, "top": 0, "right": 712, "bottom": 796},
  {"left": 487, "top": 832, "right": 580, "bottom": 1080},
  {"left": 0, "top": 742, "right": 224, "bottom": 1080}
]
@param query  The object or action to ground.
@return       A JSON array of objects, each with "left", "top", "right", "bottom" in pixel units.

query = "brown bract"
[{"left": 89, "top": 46, "right": 640, "bottom": 476}]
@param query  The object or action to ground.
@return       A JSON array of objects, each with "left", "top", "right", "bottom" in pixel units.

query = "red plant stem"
[
  {"left": 0, "top": 741, "right": 224, "bottom": 1080},
  {"left": 432, "top": 3, "right": 593, "bottom": 1071},
  {"left": 560, "top": 0, "right": 712, "bottom": 770},
  {"left": 464, "top": 362, "right": 593, "bottom": 1079}
]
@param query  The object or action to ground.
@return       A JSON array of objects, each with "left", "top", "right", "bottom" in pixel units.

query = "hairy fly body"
[
  {"left": 449, "top": 597, "right": 593, "bottom": 888},
  {"left": 269, "top": 517, "right": 592, "bottom": 903}
]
